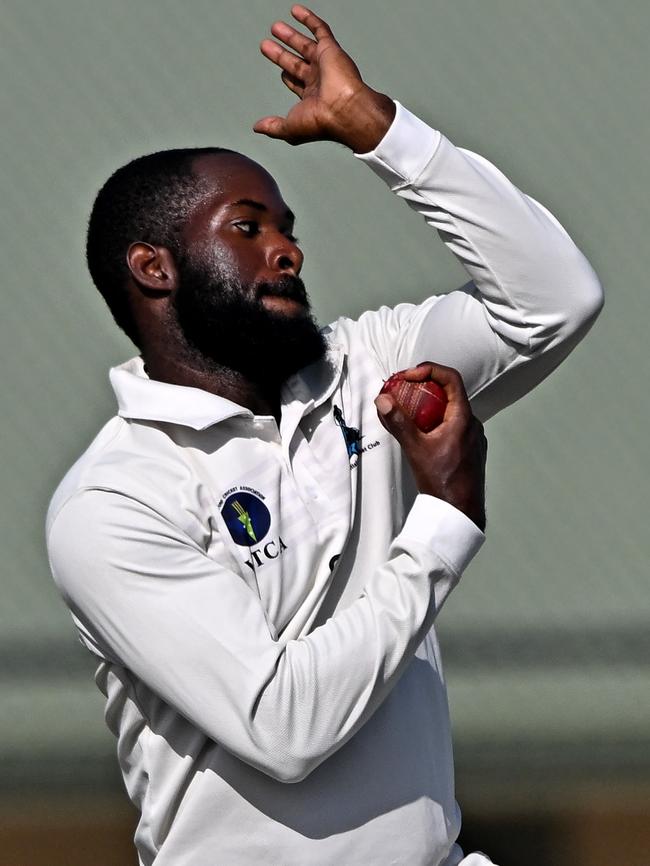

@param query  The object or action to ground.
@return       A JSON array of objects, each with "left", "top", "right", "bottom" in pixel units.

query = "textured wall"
[{"left": 1, "top": 0, "right": 649, "bottom": 799}]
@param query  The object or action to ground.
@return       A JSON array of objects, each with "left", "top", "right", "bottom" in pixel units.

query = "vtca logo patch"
[
  {"left": 219, "top": 486, "right": 288, "bottom": 572},
  {"left": 221, "top": 490, "right": 271, "bottom": 548}
]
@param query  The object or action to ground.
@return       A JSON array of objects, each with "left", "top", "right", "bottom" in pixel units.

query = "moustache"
[{"left": 255, "top": 275, "right": 309, "bottom": 307}]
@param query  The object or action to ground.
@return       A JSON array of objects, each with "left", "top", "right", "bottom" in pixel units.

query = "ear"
[{"left": 127, "top": 242, "right": 179, "bottom": 293}]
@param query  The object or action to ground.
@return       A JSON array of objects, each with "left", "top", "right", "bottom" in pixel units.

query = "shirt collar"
[{"left": 109, "top": 330, "right": 344, "bottom": 431}]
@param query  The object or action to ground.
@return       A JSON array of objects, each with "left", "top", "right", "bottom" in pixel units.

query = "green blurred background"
[{"left": 1, "top": 1, "right": 648, "bottom": 863}]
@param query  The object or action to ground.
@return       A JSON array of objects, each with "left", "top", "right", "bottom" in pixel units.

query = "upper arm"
[
  {"left": 353, "top": 107, "right": 604, "bottom": 422},
  {"left": 352, "top": 287, "right": 512, "bottom": 420},
  {"left": 351, "top": 272, "right": 602, "bottom": 422},
  {"left": 47, "top": 489, "right": 285, "bottom": 767}
]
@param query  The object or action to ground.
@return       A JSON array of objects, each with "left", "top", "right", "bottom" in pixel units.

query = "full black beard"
[{"left": 172, "top": 254, "right": 327, "bottom": 386}]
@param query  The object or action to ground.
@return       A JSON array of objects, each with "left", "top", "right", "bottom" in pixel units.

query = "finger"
[
  {"left": 398, "top": 363, "right": 471, "bottom": 428},
  {"left": 374, "top": 393, "right": 421, "bottom": 447},
  {"left": 260, "top": 39, "right": 310, "bottom": 80},
  {"left": 291, "top": 4, "right": 336, "bottom": 42},
  {"left": 400, "top": 362, "right": 469, "bottom": 401},
  {"left": 391, "top": 362, "right": 441, "bottom": 381},
  {"left": 281, "top": 70, "right": 305, "bottom": 98},
  {"left": 253, "top": 115, "right": 290, "bottom": 140},
  {"left": 270, "top": 20, "right": 317, "bottom": 61}
]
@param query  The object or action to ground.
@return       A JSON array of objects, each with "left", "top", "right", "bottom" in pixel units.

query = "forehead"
[{"left": 189, "top": 153, "right": 289, "bottom": 216}]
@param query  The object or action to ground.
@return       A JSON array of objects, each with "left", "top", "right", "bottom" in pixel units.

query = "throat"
[{"left": 143, "top": 353, "right": 282, "bottom": 421}]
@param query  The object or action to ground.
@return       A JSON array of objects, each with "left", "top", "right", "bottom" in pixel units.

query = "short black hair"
[{"left": 86, "top": 147, "right": 238, "bottom": 346}]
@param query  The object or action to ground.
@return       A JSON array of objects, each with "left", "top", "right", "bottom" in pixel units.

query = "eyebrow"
[{"left": 227, "top": 198, "right": 295, "bottom": 223}]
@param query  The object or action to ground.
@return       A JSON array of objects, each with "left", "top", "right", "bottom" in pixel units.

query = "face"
[{"left": 171, "top": 154, "right": 326, "bottom": 384}]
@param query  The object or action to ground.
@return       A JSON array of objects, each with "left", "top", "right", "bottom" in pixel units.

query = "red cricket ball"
[{"left": 379, "top": 372, "right": 448, "bottom": 432}]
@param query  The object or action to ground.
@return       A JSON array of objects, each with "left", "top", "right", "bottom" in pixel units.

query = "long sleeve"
[
  {"left": 47, "top": 488, "right": 483, "bottom": 783},
  {"left": 354, "top": 102, "right": 604, "bottom": 421}
]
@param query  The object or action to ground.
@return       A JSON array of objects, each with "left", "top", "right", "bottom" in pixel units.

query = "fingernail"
[{"left": 375, "top": 395, "right": 392, "bottom": 416}]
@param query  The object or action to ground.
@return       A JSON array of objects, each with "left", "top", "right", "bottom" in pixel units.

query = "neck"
[{"left": 142, "top": 340, "right": 282, "bottom": 422}]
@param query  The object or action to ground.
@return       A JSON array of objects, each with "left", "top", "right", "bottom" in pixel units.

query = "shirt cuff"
[
  {"left": 354, "top": 100, "right": 442, "bottom": 188},
  {"left": 398, "top": 494, "right": 485, "bottom": 577}
]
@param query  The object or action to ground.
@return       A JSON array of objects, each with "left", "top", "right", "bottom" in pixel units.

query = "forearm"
[
  {"left": 48, "top": 490, "right": 482, "bottom": 782},
  {"left": 249, "top": 496, "right": 482, "bottom": 780},
  {"left": 356, "top": 102, "right": 604, "bottom": 416}
]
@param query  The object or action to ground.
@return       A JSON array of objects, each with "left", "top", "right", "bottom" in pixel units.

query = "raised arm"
[
  {"left": 256, "top": 6, "right": 604, "bottom": 421},
  {"left": 353, "top": 110, "right": 604, "bottom": 420}
]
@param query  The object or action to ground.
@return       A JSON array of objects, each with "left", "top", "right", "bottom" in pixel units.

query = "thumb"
[
  {"left": 253, "top": 116, "right": 291, "bottom": 140},
  {"left": 374, "top": 393, "right": 419, "bottom": 446}
]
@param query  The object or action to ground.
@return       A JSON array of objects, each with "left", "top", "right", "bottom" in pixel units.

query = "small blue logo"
[
  {"left": 221, "top": 491, "right": 271, "bottom": 547},
  {"left": 333, "top": 405, "right": 363, "bottom": 458}
]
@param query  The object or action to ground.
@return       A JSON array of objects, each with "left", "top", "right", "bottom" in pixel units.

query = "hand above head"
[
  {"left": 254, "top": 4, "right": 395, "bottom": 152},
  {"left": 375, "top": 363, "right": 488, "bottom": 531}
]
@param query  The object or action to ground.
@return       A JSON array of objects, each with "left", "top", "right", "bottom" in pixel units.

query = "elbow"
[
  {"left": 531, "top": 257, "right": 604, "bottom": 352},
  {"left": 257, "top": 749, "right": 322, "bottom": 784},
  {"left": 248, "top": 720, "right": 331, "bottom": 783},
  {"left": 532, "top": 197, "right": 605, "bottom": 339},
  {"left": 268, "top": 763, "right": 315, "bottom": 785},
  {"left": 211, "top": 723, "right": 326, "bottom": 783},
  {"left": 570, "top": 261, "right": 605, "bottom": 332}
]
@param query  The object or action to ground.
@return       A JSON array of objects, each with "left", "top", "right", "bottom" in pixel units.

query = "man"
[{"left": 46, "top": 6, "right": 603, "bottom": 865}]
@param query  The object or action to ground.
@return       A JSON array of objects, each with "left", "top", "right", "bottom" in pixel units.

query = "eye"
[{"left": 234, "top": 220, "right": 259, "bottom": 236}]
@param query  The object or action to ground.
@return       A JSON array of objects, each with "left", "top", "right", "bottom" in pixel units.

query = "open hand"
[{"left": 254, "top": 5, "right": 395, "bottom": 151}]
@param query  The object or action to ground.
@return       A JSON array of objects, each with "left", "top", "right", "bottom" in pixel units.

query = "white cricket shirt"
[{"left": 47, "top": 103, "right": 603, "bottom": 866}]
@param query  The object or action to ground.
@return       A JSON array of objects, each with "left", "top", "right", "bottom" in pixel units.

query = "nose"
[{"left": 267, "top": 235, "right": 303, "bottom": 276}]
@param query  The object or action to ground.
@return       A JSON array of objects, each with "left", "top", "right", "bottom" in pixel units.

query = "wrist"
[{"left": 334, "top": 87, "right": 396, "bottom": 153}]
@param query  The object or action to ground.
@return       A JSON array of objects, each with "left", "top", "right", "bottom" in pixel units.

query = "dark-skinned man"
[{"left": 47, "top": 6, "right": 603, "bottom": 865}]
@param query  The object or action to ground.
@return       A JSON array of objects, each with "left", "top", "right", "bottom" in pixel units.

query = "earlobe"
[{"left": 127, "top": 242, "right": 178, "bottom": 293}]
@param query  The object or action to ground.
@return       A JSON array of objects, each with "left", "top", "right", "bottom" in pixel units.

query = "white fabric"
[
  {"left": 457, "top": 855, "right": 496, "bottom": 866},
  {"left": 46, "top": 101, "right": 602, "bottom": 866}
]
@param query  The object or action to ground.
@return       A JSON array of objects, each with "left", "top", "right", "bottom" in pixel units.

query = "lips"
[{"left": 256, "top": 275, "right": 308, "bottom": 307}]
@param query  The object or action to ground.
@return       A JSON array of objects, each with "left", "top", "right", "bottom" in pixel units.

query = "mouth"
[
  {"left": 256, "top": 275, "right": 309, "bottom": 313},
  {"left": 260, "top": 294, "right": 308, "bottom": 316}
]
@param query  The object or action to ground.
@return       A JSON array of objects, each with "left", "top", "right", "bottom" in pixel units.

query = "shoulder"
[{"left": 46, "top": 413, "right": 194, "bottom": 539}]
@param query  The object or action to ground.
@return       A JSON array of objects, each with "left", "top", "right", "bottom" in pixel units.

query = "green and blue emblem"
[{"left": 221, "top": 491, "right": 271, "bottom": 547}]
